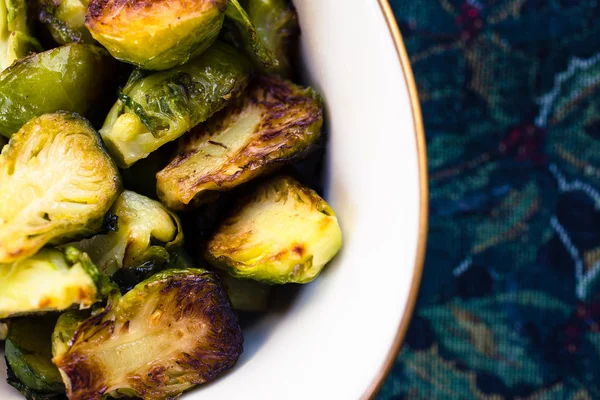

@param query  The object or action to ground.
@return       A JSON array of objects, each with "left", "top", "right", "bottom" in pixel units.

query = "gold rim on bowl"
[{"left": 362, "top": 1, "right": 429, "bottom": 399}]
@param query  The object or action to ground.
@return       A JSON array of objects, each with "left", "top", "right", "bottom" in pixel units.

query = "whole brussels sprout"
[
  {"left": 71, "top": 190, "right": 182, "bottom": 276},
  {"left": 37, "top": 0, "right": 94, "bottom": 45},
  {"left": 0, "top": 0, "right": 40, "bottom": 72},
  {"left": 0, "top": 112, "right": 121, "bottom": 263},
  {"left": 0, "top": 44, "right": 114, "bottom": 137},
  {"left": 53, "top": 269, "right": 244, "bottom": 400},
  {"left": 85, "top": 0, "right": 227, "bottom": 70},
  {"left": 100, "top": 42, "right": 252, "bottom": 167},
  {"left": 4, "top": 315, "right": 65, "bottom": 395},
  {"left": 156, "top": 75, "right": 323, "bottom": 210},
  {"left": 0, "top": 247, "right": 109, "bottom": 318},
  {"left": 206, "top": 175, "right": 342, "bottom": 284}
]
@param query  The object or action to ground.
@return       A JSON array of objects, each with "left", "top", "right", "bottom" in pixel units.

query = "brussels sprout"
[
  {"left": 53, "top": 269, "right": 244, "bottom": 400},
  {"left": 245, "top": 0, "right": 298, "bottom": 77},
  {"left": 0, "top": 0, "right": 40, "bottom": 72},
  {"left": 223, "top": 0, "right": 276, "bottom": 69},
  {"left": 85, "top": 0, "right": 227, "bottom": 70},
  {"left": 5, "top": 361, "right": 66, "bottom": 400},
  {"left": 5, "top": 316, "right": 65, "bottom": 394},
  {"left": 70, "top": 190, "right": 182, "bottom": 276},
  {"left": 220, "top": 272, "right": 270, "bottom": 312},
  {"left": 51, "top": 310, "right": 87, "bottom": 360},
  {"left": 0, "top": 113, "right": 121, "bottom": 263},
  {"left": 100, "top": 42, "right": 252, "bottom": 168},
  {"left": 37, "top": 0, "right": 93, "bottom": 45},
  {"left": 0, "top": 247, "right": 108, "bottom": 318},
  {"left": 156, "top": 75, "right": 323, "bottom": 210},
  {"left": 0, "top": 44, "right": 114, "bottom": 137},
  {"left": 206, "top": 175, "right": 342, "bottom": 284},
  {"left": 0, "top": 321, "right": 7, "bottom": 340}
]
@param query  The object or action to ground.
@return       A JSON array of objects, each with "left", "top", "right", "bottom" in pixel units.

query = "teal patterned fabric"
[{"left": 378, "top": 1, "right": 600, "bottom": 399}]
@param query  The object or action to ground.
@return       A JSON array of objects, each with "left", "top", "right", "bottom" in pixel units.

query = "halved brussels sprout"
[
  {"left": 0, "top": 0, "right": 40, "bottom": 72},
  {"left": 220, "top": 272, "right": 270, "bottom": 312},
  {"left": 86, "top": 0, "right": 227, "bottom": 70},
  {"left": 100, "top": 42, "right": 252, "bottom": 167},
  {"left": 223, "top": 0, "right": 277, "bottom": 69},
  {"left": 5, "top": 316, "right": 65, "bottom": 395},
  {"left": 0, "top": 112, "right": 121, "bottom": 263},
  {"left": 206, "top": 175, "right": 342, "bottom": 284},
  {"left": 37, "top": 0, "right": 93, "bottom": 45},
  {"left": 71, "top": 190, "right": 182, "bottom": 276},
  {"left": 53, "top": 269, "right": 244, "bottom": 400},
  {"left": 156, "top": 75, "right": 323, "bottom": 210},
  {"left": 0, "top": 247, "right": 107, "bottom": 318},
  {"left": 0, "top": 44, "right": 114, "bottom": 137},
  {"left": 245, "top": 0, "right": 299, "bottom": 77}
]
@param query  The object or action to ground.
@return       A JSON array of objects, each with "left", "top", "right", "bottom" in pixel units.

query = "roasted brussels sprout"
[
  {"left": 0, "top": 113, "right": 121, "bottom": 263},
  {"left": 0, "top": 44, "right": 114, "bottom": 137},
  {"left": 223, "top": 0, "right": 277, "bottom": 69},
  {"left": 0, "top": 321, "right": 7, "bottom": 340},
  {"left": 0, "top": 247, "right": 107, "bottom": 318},
  {"left": 220, "top": 272, "right": 270, "bottom": 312},
  {"left": 0, "top": 0, "right": 40, "bottom": 72},
  {"left": 206, "top": 175, "right": 342, "bottom": 284},
  {"left": 53, "top": 269, "right": 244, "bottom": 400},
  {"left": 245, "top": 0, "right": 298, "bottom": 77},
  {"left": 5, "top": 316, "right": 65, "bottom": 395},
  {"left": 85, "top": 0, "right": 227, "bottom": 70},
  {"left": 37, "top": 0, "right": 93, "bottom": 45},
  {"left": 157, "top": 75, "right": 323, "bottom": 210},
  {"left": 100, "top": 42, "right": 252, "bottom": 167},
  {"left": 71, "top": 190, "right": 182, "bottom": 276}
]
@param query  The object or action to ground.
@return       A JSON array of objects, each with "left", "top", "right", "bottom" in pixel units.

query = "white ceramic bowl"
[{"left": 0, "top": 1, "right": 427, "bottom": 399}]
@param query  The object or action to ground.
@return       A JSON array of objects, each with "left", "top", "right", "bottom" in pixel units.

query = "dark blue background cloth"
[{"left": 378, "top": 1, "right": 600, "bottom": 398}]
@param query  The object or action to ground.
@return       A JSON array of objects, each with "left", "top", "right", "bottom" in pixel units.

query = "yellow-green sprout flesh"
[
  {"left": 206, "top": 175, "right": 342, "bottom": 284},
  {"left": 71, "top": 190, "right": 182, "bottom": 276},
  {"left": 100, "top": 42, "right": 252, "bottom": 167},
  {"left": 0, "top": 112, "right": 121, "bottom": 263},
  {"left": 38, "top": 0, "right": 94, "bottom": 44},
  {"left": 5, "top": 315, "right": 65, "bottom": 394},
  {"left": 53, "top": 269, "right": 243, "bottom": 400},
  {"left": 0, "top": 44, "right": 114, "bottom": 137},
  {"left": 0, "top": 247, "right": 105, "bottom": 318},
  {"left": 157, "top": 75, "right": 323, "bottom": 210},
  {"left": 0, "top": 0, "right": 40, "bottom": 72},
  {"left": 86, "top": 0, "right": 227, "bottom": 70}
]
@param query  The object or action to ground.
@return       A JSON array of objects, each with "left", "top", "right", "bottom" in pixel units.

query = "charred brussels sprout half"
[
  {"left": 71, "top": 190, "right": 182, "bottom": 276},
  {"left": 0, "top": 247, "right": 106, "bottom": 318},
  {"left": 0, "top": 0, "right": 40, "bottom": 72},
  {"left": 37, "top": 0, "right": 93, "bottom": 45},
  {"left": 0, "top": 44, "right": 114, "bottom": 137},
  {"left": 0, "top": 112, "right": 121, "bottom": 263},
  {"left": 100, "top": 42, "right": 252, "bottom": 167},
  {"left": 206, "top": 176, "right": 342, "bottom": 284},
  {"left": 4, "top": 316, "right": 65, "bottom": 395},
  {"left": 86, "top": 0, "right": 227, "bottom": 70},
  {"left": 53, "top": 269, "right": 244, "bottom": 400},
  {"left": 157, "top": 75, "right": 323, "bottom": 210},
  {"left": 245, "top": 0, "right": 298, "bottom": 77}
]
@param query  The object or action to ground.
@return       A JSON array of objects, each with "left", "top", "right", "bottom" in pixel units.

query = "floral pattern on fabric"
[{"left": 379, "top": 1, "right": 600, "bottom": 398}]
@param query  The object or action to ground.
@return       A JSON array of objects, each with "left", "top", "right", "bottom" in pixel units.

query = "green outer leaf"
[
  {"left": 225, "top": 0, "right": 277, "bottom": 68},
  {"left": 6, "top": 358, "right": 67, "bottom": 400},
  {"left": 4, "top": 316, "right": 65, "bottom": 394}
]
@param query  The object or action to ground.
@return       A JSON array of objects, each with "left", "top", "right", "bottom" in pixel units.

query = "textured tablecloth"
[{"left": 378, "top": 1, "right": 600, "bottom": 399}]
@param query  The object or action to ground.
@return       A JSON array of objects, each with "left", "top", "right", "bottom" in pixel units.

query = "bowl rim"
[{"left": 362, "top": 1, "right": 429, "bottom": 399}]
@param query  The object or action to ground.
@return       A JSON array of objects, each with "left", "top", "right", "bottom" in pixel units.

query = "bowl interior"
[{"left": 0, "top": 1, "right": 423, "bottom": 399}]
